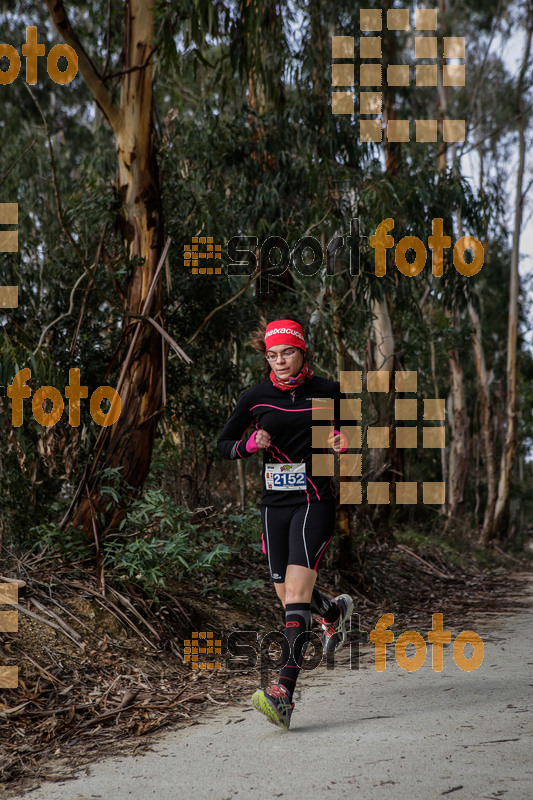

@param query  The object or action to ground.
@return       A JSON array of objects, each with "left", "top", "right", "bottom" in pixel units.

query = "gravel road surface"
[{"left": 20, "top": 579, "right": 533, "bottom": 800}]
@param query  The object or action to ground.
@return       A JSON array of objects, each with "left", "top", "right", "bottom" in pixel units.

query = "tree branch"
[
  {"left": 186, "top": 269, "right": 261, "bottom": 346},
  {"left": 34, "top": 269, "right": 87, "bottom": 354},
  {"left": 45, "top": 0, "right": 121, "bottom": 131},
  {"left": 24, "top": 86, "right": 162, "bottom": 327},
  {"left": 147, "top": 315, "right": 192, "bottom": 364},
  {"left": 102, "top": 48, "right": 157, "bottom": 81},
  {"left": 0, "top": 140, "right": 36, "bottom": 189},
  {"left": 24, "top": 84, "right": 120, "bottom": 313}
]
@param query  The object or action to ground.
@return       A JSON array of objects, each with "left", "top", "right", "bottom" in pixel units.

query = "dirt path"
[{"left": 17, "top": 577, "right": 533, "bottom": 800}]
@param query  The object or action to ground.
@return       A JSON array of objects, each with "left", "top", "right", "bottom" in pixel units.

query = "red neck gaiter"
[{"left": 270, "top": 362, "right": 314, "bottom": 391}]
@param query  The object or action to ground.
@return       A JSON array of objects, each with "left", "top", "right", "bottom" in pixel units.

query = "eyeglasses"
[{"left": 265, "top": 348, "right": 298, "bottom": 362}]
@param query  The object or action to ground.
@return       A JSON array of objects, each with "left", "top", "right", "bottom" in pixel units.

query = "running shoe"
[
  {"left": 316, "top": 593, "right": 354, "bottom": 654},
  {"left": 251, "top": 683, "right": 295, "bottom": 730}
]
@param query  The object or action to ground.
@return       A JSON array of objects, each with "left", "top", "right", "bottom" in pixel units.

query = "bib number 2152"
[{"left": 265, "top": 462, "right": 306, "bottom": 491}]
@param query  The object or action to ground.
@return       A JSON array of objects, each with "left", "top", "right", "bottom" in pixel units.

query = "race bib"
[{"left": 265, "top": 462, "right": 307, "bottom": 491}]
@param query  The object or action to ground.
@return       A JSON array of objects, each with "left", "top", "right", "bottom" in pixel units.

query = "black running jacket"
[{"left": 217, "top": 376, "right": 343, "bottom": 507}]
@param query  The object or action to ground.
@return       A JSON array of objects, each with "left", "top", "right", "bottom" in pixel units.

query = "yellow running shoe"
[{"left": 251, "top": 684, "right": 295, "bottom": 729}]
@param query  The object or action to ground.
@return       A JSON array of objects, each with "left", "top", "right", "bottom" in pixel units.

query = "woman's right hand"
[
  {"left": 254, "top": 429, "right": 271, "bottom": 449},
  {"left": 328, "top": 429, "right": 348, "bottom": 453}
]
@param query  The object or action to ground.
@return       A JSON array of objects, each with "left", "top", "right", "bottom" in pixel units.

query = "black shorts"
[{"left": 260, "top": 501, "right": 336, "bottom": 582}]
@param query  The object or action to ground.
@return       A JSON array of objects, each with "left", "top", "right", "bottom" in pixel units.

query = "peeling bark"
[{"left": 447, "top": 338, "right": 469, "bottom": 518}]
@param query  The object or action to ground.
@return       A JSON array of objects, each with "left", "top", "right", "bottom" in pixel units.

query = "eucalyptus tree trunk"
[
  {"left": 469, "top": 301, "right": 498, "bottom": 541},
  {"left": 366, "top": 298, "right": 396, "bottom": 541},
  {"left": 429, "top": 338, "right": 448, "bottom": 515},
  {"left": 46, "top": 1, "right": 164, "bottom": 544},
  {"left": 453, "top": 182, "right": 496, "bottom": 536},
  {"left": 433, "top": 0, "right": 469, "bottom": 524},
  {"left": 447, "top": 325, "right": 469, "bottom": 519},
  {"left": 457, "top": 175, "right": 498, "bottom": 539},
  {"left": 375, "top": 0, "right": 401, "bottom": 528},
  {"left": 487, "top": 13, "right": 533, "bottom": 544},
  {"left": 383, "top": 0, "right": 401, "bottom": 174},
  {"left": 367, "top": 298, "right": 395, "bottom": 475},
  {"left": 331, "top": 312, "right": 354, "bottom": 571},
  {"left": 436, "top": 0, "right": 449, "bottom": 171}
]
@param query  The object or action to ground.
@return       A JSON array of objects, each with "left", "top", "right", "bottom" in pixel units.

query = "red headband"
[{"left": 264, "top": 320, "right": 306, "bottom": 352}]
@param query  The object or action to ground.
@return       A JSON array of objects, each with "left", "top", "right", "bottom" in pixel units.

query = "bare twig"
[
  {"left": 86, "top": 486, "right": 105, "bottom": 596},
  {"left": 147, "top": 316, "right": 192, "bottom": 363},
  {"left": 107, "top": 587, "right": 160, "bottom": 640},
  {"left": 0, "top": 313, "right": 41, "bottom": 348},
  {"left": 61, "top": 238, "right": 176, "bottom": 526},
  {"left": 26, "top": 702, "right": 97, "bottom": 718},
  {"left": 0, "top": 139, "right": 36, "bottom": 189},
  {"left": 396, "top": 544, "right": 453, "bottom": 580},
  {"left": 161, "top": 332, "right": 167, "bottom": 407},
  {"left": 64, "top": 581, "right": 159, "bottom": 650},
  {"left": 69, "top": 227, "right": 107, "bottom": 355},
  {"left": 23, "top": 89, "right": 162, "bottom": 333},
  {"left": 76, "top": 688, "right": 141, "bottom": 729},
  {"left": 186, "top": 269, "right": 260, "bottom": 345},
  {"left": 101, "top": 322, "right": 134, "bottom": 381},
  {"left": 29, "top": 598, "right": 83, "bottom": 641},
  {"left": 115, "top": 237, "right": 173, "bottom": 397},
  {"left": 0, "top": 702, "right": 33, "bottom": 719},
  {"left": 23, "top": 84, "right": 120, "bottom": 314},
  {"left": 206, "top": 693, "right": 229, "bottom": 705},
  {"left": 165, "top": 255, "right": 172, "bottom": 295},
  {"left": 33, "top": 270, "right": 87, "bottom": 354},
  {"left": 13, "top": 604, "right": 85, "bottom": 649},
  {"left": 20, "top": 652, "right": 66, "bottom": 684},
  {"left": 46, "top": 596, "right": 94, "bottom": 634}
]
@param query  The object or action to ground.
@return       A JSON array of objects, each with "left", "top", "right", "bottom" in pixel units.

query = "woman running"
[{"left": 217, "top": 317, "right": 353, "bottom": 730}]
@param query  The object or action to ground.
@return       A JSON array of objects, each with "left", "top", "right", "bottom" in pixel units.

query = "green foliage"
[
  {"left": 105, "top": 492, "right": 261, "bottom": 596},
  {"left": 222, "top": 577, "right": 265, "bottom": 597},
  {"left": 32, "top": 518, "right": 94, "bottom": 564},
  {"left": 1, "top": 0, "right": 532, "bottom": 558},
  {"left": 27, "top": 482, "right": 263, "bottom": 598}
]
